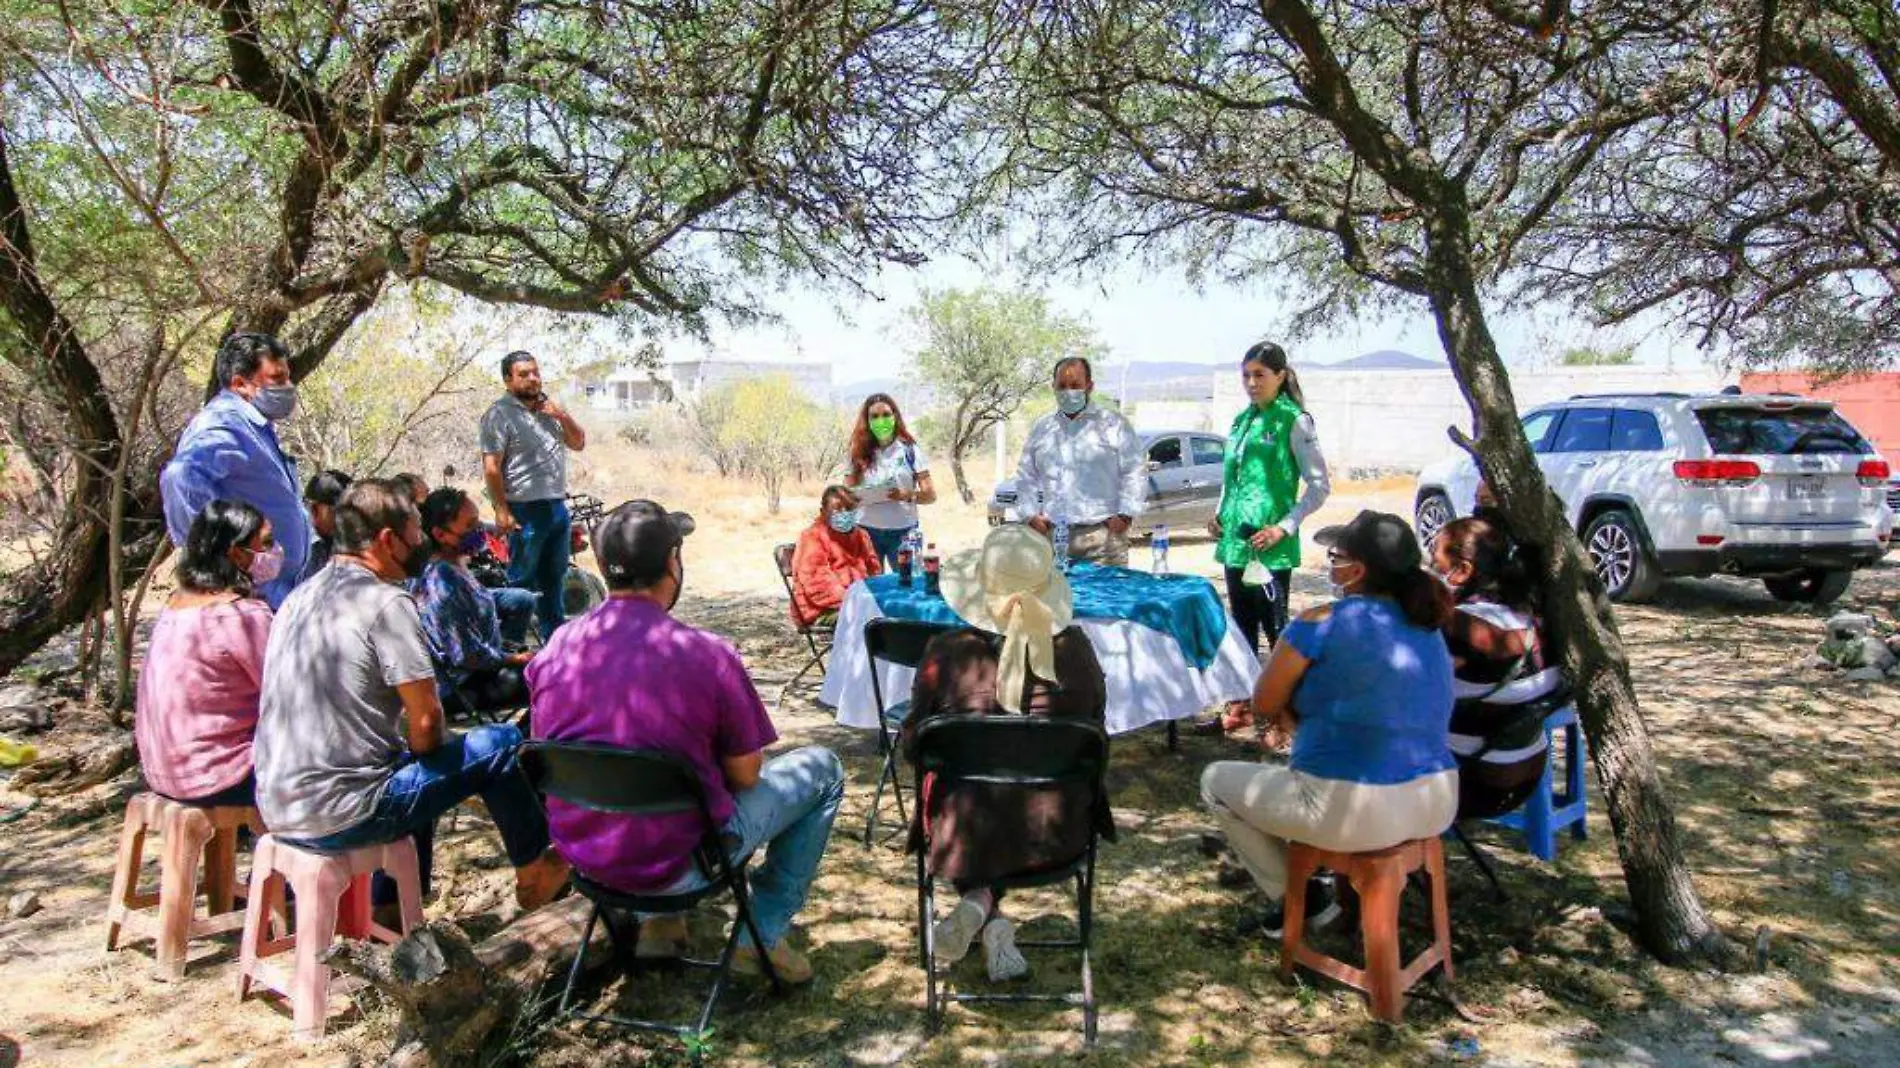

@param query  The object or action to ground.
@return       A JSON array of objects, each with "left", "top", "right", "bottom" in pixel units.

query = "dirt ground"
[{"left": 2, "top": 474, "right": 1898, "bottom": 1067}]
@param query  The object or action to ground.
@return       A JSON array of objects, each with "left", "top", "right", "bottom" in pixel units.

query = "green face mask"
[{"left": 869, "top": 415, "right": 897, "bottom": 444}]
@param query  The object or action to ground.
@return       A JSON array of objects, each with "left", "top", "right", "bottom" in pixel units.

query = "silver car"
[{"left": 987, "top": 429, "right": 1229, "bottom": 536}]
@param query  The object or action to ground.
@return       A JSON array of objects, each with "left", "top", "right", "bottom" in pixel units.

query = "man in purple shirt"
[
  {"left": 160, "top": 333, "right": 313, "bottom": 607},
  {"left": 527, "top": 499, "right": 844, "bottom": 984}
]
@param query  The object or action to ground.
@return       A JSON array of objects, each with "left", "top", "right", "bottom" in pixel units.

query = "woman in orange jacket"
[{"left": 792, "top": 486, "right": 883, "bottom": 627}]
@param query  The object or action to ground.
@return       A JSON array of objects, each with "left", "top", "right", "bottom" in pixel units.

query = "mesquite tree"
[
  {"left": 0, "top": 0, "right": 974, "bottom": 676},
  {"left": 993, "top": 0, "right": 1735, "bottom": 963}
]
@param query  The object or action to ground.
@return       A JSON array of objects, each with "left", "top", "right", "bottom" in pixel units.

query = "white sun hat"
[{"left": 938, "top": 524, "right": 1075, "bottom": 712}]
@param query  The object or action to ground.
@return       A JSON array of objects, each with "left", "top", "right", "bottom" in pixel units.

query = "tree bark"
[
  {"left": 948, "top": 448, "right": 974, "bottom": 505},
  {"left": 0, "top": 126, "right": 130, "bottom": 679},
  {"left": 1421, "top": 207, "right": 1735, "bottom": 966}
]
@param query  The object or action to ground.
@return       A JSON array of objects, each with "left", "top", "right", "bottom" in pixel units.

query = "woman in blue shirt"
[
  {"left": 415, "top": 488, "right": 536, "bottom": 716},
  {"left": 1200, "top": 510, "right": 1458, "bottom": 936}
]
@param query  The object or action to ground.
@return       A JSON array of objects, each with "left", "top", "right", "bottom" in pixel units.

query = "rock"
[
  {"left": 1495, "top": 946, "right": 1521, "bottom": 968},
  {"left": 7, "top": 891, "right": 41, "bottom": 920}
]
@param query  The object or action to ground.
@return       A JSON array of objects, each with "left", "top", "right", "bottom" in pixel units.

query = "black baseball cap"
[
  {"left": 595, "top": 499, "right": 696, "bottom": 586},
  {"left": 1313, "top": 510, "right": 1422, "bottom": 576}
]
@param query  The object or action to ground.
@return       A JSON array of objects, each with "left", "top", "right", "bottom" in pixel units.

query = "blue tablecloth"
[{"left": 865, "top": 563, "right": 1230, "bottom": 670}]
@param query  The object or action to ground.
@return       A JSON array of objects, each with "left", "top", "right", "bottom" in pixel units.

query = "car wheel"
[
  {"left": 1582, "top": 509, "right": 1662, "bottom": 603},
  {"left": 1762, "top": 568, "right": 1853, "bottom": 605},
  {"left": 1414, "top": 491, "right": 1456, "bottom": 550}
]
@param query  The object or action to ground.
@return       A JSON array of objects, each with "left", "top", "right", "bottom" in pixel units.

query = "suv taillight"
[
  {"left": 1857, "top": 459, "right": 1892, "bottom": 487},
  {"left": 1674, "top": 459, "right": 1762, "bottom": 487}
]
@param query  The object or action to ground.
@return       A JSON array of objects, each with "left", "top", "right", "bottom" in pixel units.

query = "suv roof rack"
[{"left": 1565, "top": 392, "right": 1689, "bottom": 400}]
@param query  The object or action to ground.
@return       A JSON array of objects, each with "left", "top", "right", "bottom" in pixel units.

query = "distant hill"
[{"left": 1319, "top": 349, "right": 1442, "bottom": 370}]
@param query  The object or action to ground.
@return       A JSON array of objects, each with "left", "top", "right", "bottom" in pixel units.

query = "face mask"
[
  {"left": 828, "top": 510, "right": 860, "bottom": 534},
  {"left": 1056, "top": 389, "right": 1089, "bottom": 416},
  {"left": 246, "top": 544, "right": 284, "bottom": 584},
  {"left": 251, "top": 384, "right": 298, "bottom": 421},
  {"left": 869, "top": 415, "right": 897, "bottom": 444},
  {"left": 456, "top": 528, "right": 488, "bottom": 556}
]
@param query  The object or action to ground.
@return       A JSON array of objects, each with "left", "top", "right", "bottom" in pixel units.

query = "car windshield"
[{"left": 1693, "top": 406, "right": 1872, "bottom": 456}]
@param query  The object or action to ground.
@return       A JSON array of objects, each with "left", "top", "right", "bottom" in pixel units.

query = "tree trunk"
[{"left": 1422, "top": 208, "right": 1735, "bottom": 966}]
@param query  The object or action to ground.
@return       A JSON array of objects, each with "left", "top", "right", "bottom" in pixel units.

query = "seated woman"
[
  {"left": 1201, "top": 510, "right": 1457, "bottom": 935},
  {"left": 902, "top": 524, "right": 1110, "bottom": 982},
  {"left": 1431, "top": 516, "right": 1564, "bottom": 821},
  {"left": 414, "top": 488, "right": 534, "bottom": 716},
  {"left": 791, "top": 485, "right": 881, "bottom": 628},
  {"left": 135, "top": 500, "right": 278, "bottom": 807}
]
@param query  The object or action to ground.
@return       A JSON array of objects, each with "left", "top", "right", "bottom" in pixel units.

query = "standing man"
[
  {"left": 1009, "top": 356, "right": 1148, "bottom": 567},
  {"left": 479, "top": 350, "right": 586, "bottom": 640},
  {"left": 301, "top": 469, "right": 353, "bottom": 582},
  {"left": 160, "top": 332, "right": 312, "bottom": 608}
]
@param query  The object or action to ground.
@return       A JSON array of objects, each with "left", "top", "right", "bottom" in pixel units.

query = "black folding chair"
[
  {"left": 863, "top": 619, "right": 956, "bottom": 848},
  {"left": 773, "top": 544, "right": 832, "bottom": 705},
  {"left": 519, "top": 741, "right": 784, "bottom": 1045},
  {"left": 911, "top": 715, "right": 1111, "bottom": 1045}
]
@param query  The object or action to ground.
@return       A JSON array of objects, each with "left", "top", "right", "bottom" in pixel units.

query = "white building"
[{"left": 582, "top": 358, "right": 835, "bottom": 412}]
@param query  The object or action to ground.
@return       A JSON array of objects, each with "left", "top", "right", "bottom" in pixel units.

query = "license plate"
[{"left": 1788, "top": 476, "right": 1826, "bottom": 501}]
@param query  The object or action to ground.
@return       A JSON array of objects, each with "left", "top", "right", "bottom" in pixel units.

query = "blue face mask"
[
  {"left": 456, "top": 528, "right": 488, "bottom": 556},
  {"left": 828, "top": 510, "right": 860, "bottom": 534},
  {"left": 1056, "top": 389, "right": 1089, "bottom": 416}
]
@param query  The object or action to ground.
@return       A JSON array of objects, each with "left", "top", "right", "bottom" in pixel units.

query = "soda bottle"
[
  {"left": 896, "top": 533, "right": 914, "bottom": 587},
  {"left": 923, "top": 542, "right": 942, "bottom": 595},
  {"left": 1050, "top": 517, "right": 1071, "bottom": 574},
  {"left": 1152, "top": 523, "right": 1170, "bottom": 574}
]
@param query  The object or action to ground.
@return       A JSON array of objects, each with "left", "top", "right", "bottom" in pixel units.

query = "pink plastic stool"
[
  {"left": 235, "top": 833, "right": 424, "bottom": 1040},
  {"left": 103, "top": 792, "right": 265, "bottom": 980}
]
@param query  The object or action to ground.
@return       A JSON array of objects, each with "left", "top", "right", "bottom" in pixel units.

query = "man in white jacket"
[{"left": 1009, "top": 357, "right": 1148, "bottom": 566}]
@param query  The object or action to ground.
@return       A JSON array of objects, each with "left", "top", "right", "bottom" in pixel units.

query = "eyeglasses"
[{"left": 1326, "top": 549, "right": 1347, "bottom": 565}]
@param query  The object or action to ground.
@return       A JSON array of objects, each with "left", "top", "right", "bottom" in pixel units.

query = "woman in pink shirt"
[{"left": 135, "top": 499, "right": 279, "bottom": 806}]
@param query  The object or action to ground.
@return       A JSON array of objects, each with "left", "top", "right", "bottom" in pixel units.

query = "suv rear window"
[
  {"left": 1611, "top": 410, "right": 1665, "bottom": 451},
  {"left": 1693, "top": 406, "right": 1872, "bottom": 456}
]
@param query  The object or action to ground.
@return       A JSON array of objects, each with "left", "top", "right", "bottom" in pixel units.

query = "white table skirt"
[{"left": 819, "top": 581, "right": 1262, "bottom": 736}]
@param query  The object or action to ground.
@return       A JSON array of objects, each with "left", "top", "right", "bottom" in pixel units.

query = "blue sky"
[{"left": 647, "top": 254, "right": 1713, "bottom": 386}]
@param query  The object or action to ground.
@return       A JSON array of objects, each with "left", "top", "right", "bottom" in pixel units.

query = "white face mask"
[
  {"left": 247, "top": 543, "right": 285, "bottom": 584},
  {"left": 1056, "top": 389, "right": 1089, "bottom": 416}
]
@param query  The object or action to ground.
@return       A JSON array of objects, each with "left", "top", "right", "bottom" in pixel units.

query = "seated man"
[
  {"left": 528, "top": 500, "right": 844, "bottom": 983},
  {"left": 253, "top": 479, "right": 569, "bottom": 908},
  {"left": 791, "top": 485, "right": 881, "bottom": 628}
]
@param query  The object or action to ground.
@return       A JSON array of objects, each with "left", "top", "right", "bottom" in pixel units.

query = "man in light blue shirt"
[{"left": 160, "top": 333, "right": 312, "bottom": 607}]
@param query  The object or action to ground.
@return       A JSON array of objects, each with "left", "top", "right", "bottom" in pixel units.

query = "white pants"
[{"left": 1201, "top": 762, "right": 1459, "bottom": 900}]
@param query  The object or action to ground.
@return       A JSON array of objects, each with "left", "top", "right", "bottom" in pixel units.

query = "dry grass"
[{"left": 2, "top": 448, "right": 1898, "bottom": 1067}]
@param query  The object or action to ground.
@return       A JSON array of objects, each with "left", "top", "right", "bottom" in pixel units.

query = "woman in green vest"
[{"left": 1206, "top": 341, "right": 1332, "bottom": 733}]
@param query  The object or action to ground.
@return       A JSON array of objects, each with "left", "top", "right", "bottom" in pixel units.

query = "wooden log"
[{"left": 326, "top": 896, "right": 611, "bottom": 1068}]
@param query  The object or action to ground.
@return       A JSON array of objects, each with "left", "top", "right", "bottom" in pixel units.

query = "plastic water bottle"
[
  {"left": 1051, "top": 517, "right": 1071, "bottom": 573},
  {"left": 1152, "top": 524, "right": 1170, "bottom": 574}
]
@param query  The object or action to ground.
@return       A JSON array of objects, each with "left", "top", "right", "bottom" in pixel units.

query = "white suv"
[{"left": 1414, "top": 393, "right": 1892, "bottom": 604}]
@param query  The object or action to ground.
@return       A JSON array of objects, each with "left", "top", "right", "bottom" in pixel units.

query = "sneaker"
[
  {"left": 733, "top": 939, "right": 814, "bottom": 985},
  {"left": 1241, "top": 876, "right": 1341, "bottom": 939},
  {"left": 634, "top": 913, "right": 690, "bottom": 960},
  {"left": 981, "top": 917, "right": 1029, "bottom": 982},
  {"left": 931, "top": 898, "right": 989, "bottom": 965}
]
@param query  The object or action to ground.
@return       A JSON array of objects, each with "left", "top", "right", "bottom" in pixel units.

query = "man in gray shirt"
[
  {"left": 479, "top": 351, "right": 586, "bottom": 640},
  {"left": 253, "top": 478, "right": 569, "bottom": 909}
]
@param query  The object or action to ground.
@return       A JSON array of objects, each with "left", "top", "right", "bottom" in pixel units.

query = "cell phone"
[{"left": 1237, "top": 523, "right": 1260, "bottom": 540}]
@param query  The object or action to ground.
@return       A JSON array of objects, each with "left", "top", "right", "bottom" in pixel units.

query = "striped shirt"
[{"left": 1444, "top": 599, "right": 1560, "bottom": 766}]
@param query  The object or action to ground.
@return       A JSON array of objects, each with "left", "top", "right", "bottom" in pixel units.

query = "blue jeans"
[
  {"left": 660, "top": 746, "right": 845, "bottom": 949},
  {"left": 864, "top": 525, "right": 913, "bottom": 571},
  {"left": 283, "top": 725, "right": 550, "bottom": 899},
  {"left": 507, "top": 499, "right": 571, "bottom": 641},
  {"left": 492, "top": 586, "right": 538, "bottom": 648}
]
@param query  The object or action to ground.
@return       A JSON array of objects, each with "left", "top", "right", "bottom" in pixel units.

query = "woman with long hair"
[
  {"left": 413, "top": 487, "right": 535, "bottom": 715},
  {"left": 844, "top": 393, "right": 937, "bottom": 568},
  {"left": 1204, "top": 341, "right": 1331, "bottom": 733},
  {"left": 1201, "top": 511, "right": 1457, "bottom": 939},
  {"left": 1431, "top": 516, "right": 1563, "bottom": 822},
  {"left": 135, "top": 499, "right": 278, "bottom": 806}
]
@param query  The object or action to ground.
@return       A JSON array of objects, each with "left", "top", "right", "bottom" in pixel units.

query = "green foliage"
[
  {"left": 690, "top": 376, "right": 841, "bottom": 512},
  {"left": 909, "top": 286, "right": 1100, "bottom": 500},
  {"left": 1559, "top": 345, "right": 1637, "bottom": 367}
]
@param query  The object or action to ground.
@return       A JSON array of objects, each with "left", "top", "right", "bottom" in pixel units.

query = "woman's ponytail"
[{"left": 1392, "top": 566, "right": 1455, "bottom": 630}]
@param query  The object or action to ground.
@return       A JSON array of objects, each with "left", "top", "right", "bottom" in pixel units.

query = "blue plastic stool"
[{"left": 1485, "top": 705, "right": 1587, "bottom": 861}]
